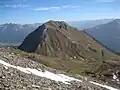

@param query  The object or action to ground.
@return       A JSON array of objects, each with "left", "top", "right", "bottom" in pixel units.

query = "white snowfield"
[
  {"left": 0, "top": 59, "right": 119, "bottom": 90},
  {"left": 0, "top": 60, "right": 82, "bottom": 84}
]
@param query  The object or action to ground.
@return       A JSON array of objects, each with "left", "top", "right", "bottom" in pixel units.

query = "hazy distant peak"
[{"left": 111, "top": 19, "right": 120, "bottom": 25}]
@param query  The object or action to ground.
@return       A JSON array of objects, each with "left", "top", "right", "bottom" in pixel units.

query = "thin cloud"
[
  {"left": 33, "top": 5, "right": 80, "bottom": 11},
  {"left": 62, "top": 5, "right": 80, "bottom": 8},
  {"left": 0, "top": 0, "right": 27, "bottom": 8},
  {"left": 34, "top": 7, "right": 60, "bottom": 11},
  {"left": 0, "top": 0, "right": 26, "bottom": 3},
  {"left": 5, "top": 4, "right": 28, "bottom": 8},
  {"left": 95, "top": 0, "right": 116, "bottom": 2}
]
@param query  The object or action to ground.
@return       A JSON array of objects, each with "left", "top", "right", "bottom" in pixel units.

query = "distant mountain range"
[
  {"left": 0, "top": 23, "right": 42, "bottom": 45},
  {"left": 0, "top": 19, "right": 114, "bottom": 46},
  {"left": 86, "top": 19, "right": 120, "bottom": 52},
  {"left": 68, "top": 19, "right": 113, "bottom": 29},
  {"left": 1, "top": 18, "right": 120, "bottom": 54}
]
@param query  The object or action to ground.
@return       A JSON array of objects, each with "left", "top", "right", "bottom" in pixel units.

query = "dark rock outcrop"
[{"left": 18, "top": 24, "right": 46, "bottom": 52}]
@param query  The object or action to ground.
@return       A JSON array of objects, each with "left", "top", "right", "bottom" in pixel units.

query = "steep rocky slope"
[
  {"left": 19, "top": 20, "right": 119, "bottom": 59},
  {"left": 0, "top": 47, "right": 119, "bottom": 90},
  {"left": 18, "top": 21, "right": 120, "bottom": 88}
]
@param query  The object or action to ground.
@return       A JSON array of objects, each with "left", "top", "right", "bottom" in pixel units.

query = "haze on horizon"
[{"left": 0, "top": 0, "right": 120, "bottom": 24}]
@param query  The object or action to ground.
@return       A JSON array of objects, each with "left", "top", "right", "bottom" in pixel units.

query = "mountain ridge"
[
  {"left": 18, "top": 21, "right": 120, "bottom": 86},
  {"left": 0, "top": 23, "right": 42, "bottom": 44},
  {"left": 68, "top": 19, "right": 114, "bottom": 29},
  {"left": 86, "top": 19, "right": 120, "bottom": 52}
]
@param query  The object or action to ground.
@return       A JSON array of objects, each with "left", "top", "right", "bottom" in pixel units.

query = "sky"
[{"left": 0, "top": 0, "right": 120, "bottom": 24}]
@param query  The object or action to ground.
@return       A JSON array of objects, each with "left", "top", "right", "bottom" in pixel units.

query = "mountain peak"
[
  {"left": 18, "top": 21, "right": 120, "bottom": 87},
  {"left": 18, "top": 21, "right": 71, "bottom": 54},
  {"left": 44, "top": 20, "right": 69, "bottom": 31},
  {"left": 46, "top": 20, "right": 66, "bottom": 24},
  {"left": 18, "top": 20, "right": 119, "bottom": 60}
]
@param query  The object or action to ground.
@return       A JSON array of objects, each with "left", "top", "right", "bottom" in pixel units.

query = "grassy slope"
[
  {"left": 8, "top": 26, "right": 120, "bottom": 76},
  {"left": 7, "top": 21, "right": 120, "bottom": 87}
]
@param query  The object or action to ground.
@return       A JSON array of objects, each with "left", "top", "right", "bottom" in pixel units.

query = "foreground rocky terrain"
[{"left": 0, "top": 47, "right": 119, "bottom": 90}]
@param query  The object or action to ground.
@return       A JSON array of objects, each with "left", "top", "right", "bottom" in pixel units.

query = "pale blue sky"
[{"left": 0, "top": 0, "right": 120, "bottom": 24}]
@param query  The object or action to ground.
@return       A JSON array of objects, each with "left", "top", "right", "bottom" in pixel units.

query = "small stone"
[
  {"left": 68, "top": 37, "right": 71, "bottom": 39},
  {"left": 73, "top": 56, "right": 76, "bottom": 59},
  {"left": 43, "top": 87, "right": 52, "bottom": 90},
  {"left": 11, "top": 53, "right": 14, "bottom": 55},
  {"left": 4, "top": 66, "right": 9, "bottom": 70},
  {"left": 2, "top": 76, "right": 5, "bottom": 79},
  {"left": 58, "top": 48, "right": 60, "bottom": 51},
  {"left": 72, "top": 41, "right": 76, "bottom": 43},
  {"left": 32, "top": 85, "right": 40, "bottom": 88}
]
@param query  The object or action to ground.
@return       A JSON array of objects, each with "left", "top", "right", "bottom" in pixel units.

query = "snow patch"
[
  {"left": 0, "top": 60, "right": 81, "bottom": 84},
  {"left": 113, "top": 73, "right": 119, "bottom": 82},
  {"left": 113, "top": 73, "right": 117, "bottom": 80},
  {"left": 0, "top": 59, "right": 119, "bottom": 90}
]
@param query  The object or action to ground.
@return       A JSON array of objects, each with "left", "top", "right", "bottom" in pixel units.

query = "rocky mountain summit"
[
  {"left": 18, "top": 21, "right": 120, "bottom": 88},
  {"left": 19, "top": 20, "right": 119, "bottom": 59}
]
